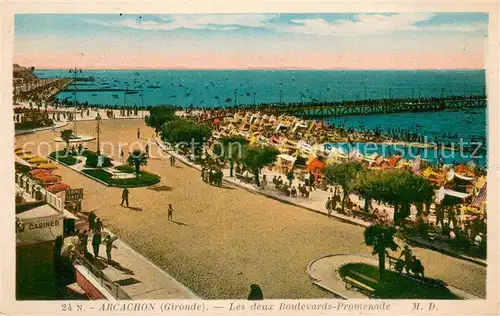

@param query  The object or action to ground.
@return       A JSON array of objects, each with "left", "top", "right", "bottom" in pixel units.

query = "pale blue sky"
[{"left": 14, "top": 13, "right": 488, "bottom": 69}]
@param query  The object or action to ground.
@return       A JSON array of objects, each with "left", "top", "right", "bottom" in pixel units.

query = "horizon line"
[{"left": 24, "top": 66, "right": 485, "bottom": 71}]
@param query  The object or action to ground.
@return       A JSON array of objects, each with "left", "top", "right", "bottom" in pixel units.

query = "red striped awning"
[{"left": 471, "top": 183, "right": 487, "bottom": 207}]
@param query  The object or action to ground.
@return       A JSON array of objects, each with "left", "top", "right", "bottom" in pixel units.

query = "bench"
[
  {"left": 350, "top": 209, "right": 378, "bottom": 222},
  {"left": 344, "top": 276, "right": 375, "bottom": 297},
  {"left": 351, "top": 271, "right": 378, "bottom": 284}
]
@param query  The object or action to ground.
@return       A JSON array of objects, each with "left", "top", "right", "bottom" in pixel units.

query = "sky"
[{"left": 14, "top": 13, "right": 488, "bottom": 70}]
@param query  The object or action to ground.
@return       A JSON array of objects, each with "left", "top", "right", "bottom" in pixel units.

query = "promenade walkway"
[
  {"left": 155, "top": 138, "right": 486, "bottom": 267},
  {"left": 79, "top": 227, "right": 199, "bottom": 299}
]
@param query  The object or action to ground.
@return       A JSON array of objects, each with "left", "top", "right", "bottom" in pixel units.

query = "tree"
[
  {"left": 145, "top": 106, "right": 176, "bottom": 135},
  {"left": 161, "top": 118, "right": 212, "bottom": 146},
  {"left": 60, "top": 129, "right": 74, "bottom": 150},
  {"left": 127, "top": 150, "right": 148, "bottom": 177},
  {"left": 242, "top": 145, "right": 279, "bottom": 186},
  {"left": 324, "top": 162, "right": 365, "bottom": 212},
  {"left": 213, "top": 135, "right": 249, "bottom": 177},
  {"left": 356, "top": 169, "right": 434, "bottom": 225},
  {"left": 364, "top": 224, "right": 399, "bottom": 281}
]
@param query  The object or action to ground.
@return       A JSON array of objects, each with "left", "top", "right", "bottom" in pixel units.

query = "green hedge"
[
  {"left": 338, "top": 263, "right": 459, "bottom": 299},
  {"left": 49, "top": 150, "right": 80, "bottom": 166},
  {"left": 82, "top": 168, "right": 160, "bottom": 187},
  {"left": 82, "top": 150, "right": 113, "bottom": 168}
]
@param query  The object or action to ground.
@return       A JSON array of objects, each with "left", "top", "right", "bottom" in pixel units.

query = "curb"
[
  {"left": 155, "top": 138, "right": 487, "bottom": 268},
  {"left": 15, "top": 122, "right": 69, "bottom": 135}
]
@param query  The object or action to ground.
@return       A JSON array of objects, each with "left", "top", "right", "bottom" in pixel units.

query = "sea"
[{"left": 36, "top": 69, "right": 487, "bottom": 166}]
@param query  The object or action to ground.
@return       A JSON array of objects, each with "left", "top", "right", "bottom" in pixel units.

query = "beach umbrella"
[
  {"left": 37, "top": 162, "right": 58, "bottom": 170},
  {"left": 46, "top": 183, "right": 71, "bottom": 193},
  {"left": 213, "top": 118, "right": 221, "bottom": 125},
  {"left": 36, "top": 174, "right": 62, "bottom": 185},
  {"left": 29, "top": 169, "right": 52, "bottom": 177},
  {"left": 15, "top": 149, "right": 29, "bottom": 155},
  {"left": 28, "top": 156, "right": 48, "bottom": 164},
  {"left": 19, "top": 153, "right": 35, "bottom": 160}
]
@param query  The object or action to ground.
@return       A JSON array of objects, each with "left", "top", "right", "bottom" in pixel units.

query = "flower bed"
[{"left": 82, "top": 167, "right": 160, "bottom": 187}]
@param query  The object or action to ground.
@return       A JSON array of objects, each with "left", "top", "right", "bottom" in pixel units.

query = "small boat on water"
[
  {"left": 92, "top": 94, "right": 97, "bottom": 96},
  {"left": 112, "top": 94, "right": 119, "bottom": 98},
  {"left": 147, "top": 85, "right": 161, "bottom": 89}
]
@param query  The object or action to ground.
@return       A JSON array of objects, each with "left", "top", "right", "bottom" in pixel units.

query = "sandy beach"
[{"left": 15, "top": 118, "right": 486, "bottom": 299}]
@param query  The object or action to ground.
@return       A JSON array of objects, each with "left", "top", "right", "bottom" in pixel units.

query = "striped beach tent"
[{"left": 471, "top": 183, "right": 487, "bottom": 208}]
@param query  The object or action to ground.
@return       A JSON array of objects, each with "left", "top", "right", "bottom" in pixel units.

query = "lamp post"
[
  {"left": 69, "top": 67, "right": 82, "bottom": 135},
  {"left": 95, "top": 113, "right": 101, "bottom": 155}
]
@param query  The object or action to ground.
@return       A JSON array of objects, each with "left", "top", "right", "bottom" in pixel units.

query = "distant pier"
[
  {"left": 268, "top": 95, "right": 486, "bottom": 118},
  {"left": 61, "top": 88, "right": 139, "bottom": 93}
]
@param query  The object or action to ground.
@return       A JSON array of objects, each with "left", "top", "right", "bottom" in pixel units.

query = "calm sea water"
[{"left": 37, "top": 69, "right": 487, "bottom": 166}]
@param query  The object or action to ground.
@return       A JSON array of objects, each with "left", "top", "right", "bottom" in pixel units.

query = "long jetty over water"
[{"left": 266, "top": 95, "right": 486, "bottom": 118}]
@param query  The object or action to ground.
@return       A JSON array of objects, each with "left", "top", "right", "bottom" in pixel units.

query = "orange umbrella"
[
  {"left": 33, "top": 173, "right": 61, "bottom": 181},
  {"left": 37, "top": 175, "right": 62, "bottom": 185},
  {"left": 29, "top": 169, "right": 52, "bottom": 177},
  {"left": 46, "top": 183, "right": 71, "bottom": 193}
]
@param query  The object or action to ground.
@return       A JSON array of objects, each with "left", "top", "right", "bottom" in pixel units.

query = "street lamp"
[
  {"left": 95, "top": 113, "right": 101, "bottom": 155},
  {"left": 69, "top": 67, "right": 82, "bottom": 135}
]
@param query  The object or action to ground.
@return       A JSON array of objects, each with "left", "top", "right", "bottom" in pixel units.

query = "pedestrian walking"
[
  {"left": 80, "top": 230, "right": 89, "bottom": 255},
  {"left": 120, "top": 149, "right": 124, "bottom": 163},
  {"left": 167, "top": 204, "right": 173, "bottom": 221},
  {"left": 137, "top": 128, "right": 141, "bottom": 139},
  {"left": 94, "top": 218, "right": 103, "bottom": 233},
  {"left": 92, "top": 232, "right": 102, "bottom": 259},
  {"left": 325, "top": 197, "right": 332, "bottom": 218},
  {"left": 145, "top": 143, "right": 150, "bottom": 157},
  {"left": 104, "top": 235, "right": 116, "bottom": 263},
  {"left": 121, "top": 188, "right": 129, "bottom": 207},
  {"left": 88, "top": 211, "right": 96, "bottom": 231},
  {"left": 247, "top": 284, "right": 264, "bottom": 300}
]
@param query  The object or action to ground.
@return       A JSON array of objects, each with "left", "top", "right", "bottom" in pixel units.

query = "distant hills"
[{"left": 13, "top": 64, "right": 38, "bottom": 80}]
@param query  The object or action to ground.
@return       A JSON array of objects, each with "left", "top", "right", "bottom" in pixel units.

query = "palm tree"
[
  {"left": 127, "top": 150, "right": 148, "bottom": 177},
  {"left": 364, "top": 224, "right": 399, "bottom": 281},
  {"left": 60, "top": 129, "right": 74, "bottom": 151},
  {"left": 324, "top": 161, "right": 365, "bottom": 212}
]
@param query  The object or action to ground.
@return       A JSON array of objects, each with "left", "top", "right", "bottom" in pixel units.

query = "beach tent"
[
  {"left": 471, "top": 183, "right": 487, "bottom": 209},
  {"left": 387, "top": 154, "right": 402, "bottom": 168},
  {"left": 475, "top": 176, "right": 486, "bottom": 189},
  {"left": 306, "top": 158, "right": 325, "bottom": 183},
  {"left": 275, "top": 154, "right": 297, "bottom": 174},
  {"left": 455, "top": 164, "right": 475, "bottom": 177}
]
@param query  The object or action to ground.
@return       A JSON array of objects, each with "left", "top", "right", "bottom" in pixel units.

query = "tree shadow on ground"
[{"left": 147, "top": 185, "right": 172, "bottom": 192}]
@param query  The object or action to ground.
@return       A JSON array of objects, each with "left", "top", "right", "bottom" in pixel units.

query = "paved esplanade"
[{"left": 16, "top": 119, "right": 486, "bottom": 299}]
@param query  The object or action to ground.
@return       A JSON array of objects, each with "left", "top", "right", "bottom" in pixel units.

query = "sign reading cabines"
[
  {"left": 16, "top": 214, "right": 64, "bottom": 246},
  {"left": 65, "top": 188, "right": 83, "bottom": 202}
]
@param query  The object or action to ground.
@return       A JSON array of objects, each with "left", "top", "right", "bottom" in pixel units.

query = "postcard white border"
[{"left": 1, "top": 1, "right": 499, "bottom": 316}]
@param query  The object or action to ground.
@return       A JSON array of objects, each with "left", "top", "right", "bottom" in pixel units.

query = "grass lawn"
[
  {"left": 82, "top": 166, "right": 160, "bottom": 187},
  {"left": 49, "top": 150, "right": 81, "bottom": 166},
  {"left": 339, "top": 263, "right": 460, "bottom": 299}
]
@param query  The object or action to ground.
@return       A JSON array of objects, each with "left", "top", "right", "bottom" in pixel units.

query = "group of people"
[
  {"left": 75, "top": 211, "right": 116, "bottom": 263},
  {"left": 201, "top": 165, "right": 224, "bottom": 186},
  {"left": 396, "top": 245, "right": 425, "bottom": 277}
]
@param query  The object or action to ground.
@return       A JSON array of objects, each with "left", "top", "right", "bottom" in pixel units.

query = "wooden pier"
[{"left": 270, "top": 95, "right": 486, "bottom": 118}]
